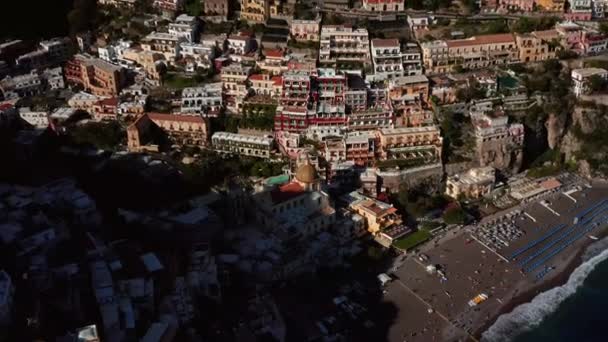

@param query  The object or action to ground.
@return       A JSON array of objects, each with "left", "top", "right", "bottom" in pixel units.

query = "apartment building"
[
  {"left": 168, "top": 14, "right": 198, "bottom": 43},
  {"left": 402, "top": 43, "right": 423, "bottom": 76},
  {"left": 249, "top": 74, "right": 282, "bottom": 97},
  {"left": 212, "top": 132, "right": 274, "bottom": 158},
  {"left": 64, "top": 54, "right": 124, "bottom": 97},
  {"left": 319, "top": 25, "right": 371, "bottom": 70},
  {"left": 362, "top": 0, "right": 404, "bottom": 11},
  {"left": 290, "top": 19, "right": 321, "bottom": 42},
  {"left": 0, "top": 72, "right": 43, "bottom": 99},
  {"left": 582, "top": 31, "right": 608, "bottom": 55},
  {"left": 422, "top": 34, "right": 518, "bottom": 73},
  {"left": 221, "top": 64, "right": 251, "bottom": 113},
  {"left": 92, "top": 97, "right": 119, "bottom": 121},
  {"left": 536, "top": 0, "right": 566, "bottom": 11},
  {"left": 127, "top": 113, "right": 209, "bottom": 151},
  {"left": 181, "top": 83, "right": 223, "bottom": 115},
  {"left": 141, "top": 32, "right": 183, "bottom": 63},
  {"left": 567, "top": 0, "right": 593, "bottom": 21},
  {"left": 389, "top": 74, "right": 429, "bottom": 102},
  {"left": 446, "top": 167, "right": 496, "bottom": 199},
  {"left": 15, "top": 37, "right": 71, "bottom": 71},
  {"left": 471, "top": 109, "right": 524, "bottom": 170},
  {"left": 203, "top": 0, "right": 229, "bottom": 18},
  {"left": 348, "top": 108, "right": 394, "bottom": 131},
  {"left": 515, "top": 32, "right": 557, "bottom": 62},
  {"left": 376, "top": 126, "right": 443, "bottom": 163},
  {"left": 347, "top": 192, "right": 402, "bottom": 235},
  {"left": 370, "top": 39, "right": 405, "bottom": 80},
  {"left": 153, "top": 0, "right": 183, "bottom": 12},
  {"left": 19, "top": 108, "right": 49, "bottom": 129},
  {"left": 571, "top": 67, "right": 608, "bottom": 96},
  {"left": 179, "top": 42, "right": 215, "bottom": 69},
  {"left": 259, "top": 49, "right": 288, "bottom": 75},
  {"left": 313, "top": 68, "right": 347, "bottom": 129},
  {"left": 241, "top": 0, "right": 269, "bottom": 23},
  {"left": 499, "top": 0, "right": 535, "bottom": 12},
  {"left": 275, "top": 71, "right": 312, "bottom": 132},
  {"left": 345, "top": 132, "right": 376, "bottom": 166}
]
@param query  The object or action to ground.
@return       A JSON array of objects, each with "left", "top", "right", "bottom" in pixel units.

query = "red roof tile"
[
  {"left": 270, "top": 181, "right": 305, "bottom": 205},
  {"left": 249, "top": 74, "right": 269, "bottom": 81},
  {"left": 264, "top": 49, "right": 284, "bottom": 58},
  {"left": 272, "top": 76, "right": 283, "bottom": 86},
  {"left": 446, "top": 33, "right": 515, "bottom": 48},
  {"left": 147, "top": 112, "right": 205, "bottom": 124}
]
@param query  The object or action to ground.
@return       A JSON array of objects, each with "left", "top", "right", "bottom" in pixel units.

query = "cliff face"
[
  {"left": 545, "top": 113, "right": 567, "bottom": 150},
  {"left": 558, "top": 104, "right": 607, "bottom": 177},
  {"left": 478, "top": 141, "right": 523, "bottom": 174}
]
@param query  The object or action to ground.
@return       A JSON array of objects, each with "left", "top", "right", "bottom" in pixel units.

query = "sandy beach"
[{"left": 379, "top": 180, "right": 608, "bottom": 342}]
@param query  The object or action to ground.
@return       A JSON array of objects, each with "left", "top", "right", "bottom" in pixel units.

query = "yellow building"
[
  {"left": 348, "top": 192, "right": 402, "bottom": 235},
  {"left": 536, "top": 0, "right": 565, "bottom": 11},
  {"left": 240, "top": 0, "right": 269, "bottom": 23},
  {"left": 515, "top": 33, "right": 557, "bottom": 63}
]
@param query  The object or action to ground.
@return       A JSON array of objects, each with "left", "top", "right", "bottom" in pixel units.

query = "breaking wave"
[{"left": 481, "top": 237, "right": 608, "bottom": 342}]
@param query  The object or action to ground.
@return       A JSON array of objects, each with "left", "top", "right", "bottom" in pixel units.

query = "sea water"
[{"left": 481, "top": 237, "right": 608, "bottom": 342}]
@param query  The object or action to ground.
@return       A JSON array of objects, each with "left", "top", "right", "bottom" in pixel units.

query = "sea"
[{"left": 481, "top": 236, "right": 608, "bottom": 342}]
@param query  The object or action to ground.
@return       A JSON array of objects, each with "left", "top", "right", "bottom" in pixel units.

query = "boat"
[
  {"left": 468, "top": 293, "right": 489, "bottom": 307},
  {"left": 589, "top": 235, "right": 599, "bottom": 240}
]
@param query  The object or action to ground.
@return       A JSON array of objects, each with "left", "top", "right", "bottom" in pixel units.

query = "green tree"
[
  {"left": 588, "top": 74, "right": 607, "bottom": 93},
  {"left": 442, "top": 207, "right": 466, "bottom": 225},
  {"left": 67, "top": 0, "right": 98, "bottom": 35},
  {"left": 184, "top": 0, "right": 202, "bottom": 16},
  {"left": 70, "top": 121, "right": 125, "bottom": 150}
]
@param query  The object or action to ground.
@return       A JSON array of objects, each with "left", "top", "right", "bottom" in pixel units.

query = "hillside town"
[{"left": 3, "top": 0, "right": 608, "bottom": 341}]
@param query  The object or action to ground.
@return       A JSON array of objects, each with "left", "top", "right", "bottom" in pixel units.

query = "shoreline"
[{"left": 473, "top": 227, "right": 608, "bottom": 341}]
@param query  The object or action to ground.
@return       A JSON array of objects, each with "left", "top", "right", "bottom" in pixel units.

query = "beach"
[{"left": 379, "top": 179, "right": 608, "bottom": 342}]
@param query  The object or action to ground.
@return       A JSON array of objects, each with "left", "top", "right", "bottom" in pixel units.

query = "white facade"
[
  {"left": 319, "top": 26, "right": 370, "bottom": 67},
  {"left": 20, "top": 108, "right": 49, "bottom": 129},
  {"left": 0, "top": 72, "right": 43, "bottom": 99},
  {"left": 0, "top": 270, "right": 14, "bottom": 325},
  {"left": 571, "top": 67, "right": 608, "bottom": 96},
  {"left": 42, "top": 67, "right": 65, "bottom": 89},
  {"left": 212, "top": 132, "right": 274, "bottom": 158},
  {"left": 371, "top": 39, "right": 405, "bottom": 80},
  {"left": 290, "top": 19, "right": 321, "bottom": 41},
  {"left": 181, "top": 83, "right": 223, "bottom": 115},
  {"left": 179, "top": 42, "right": 215, "bottom": 69},
  {"left": 168, "top": 14, "right": 198, "bottom": 42}
]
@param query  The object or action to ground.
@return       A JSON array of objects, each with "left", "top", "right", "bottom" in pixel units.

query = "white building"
[
  {"left": 319, "top": 26, "right": 370, "bottom": 69},
  {"left": 571, "top": 67, "right": 608, "bottom": 96},
  {"left": 19, "top": 108, "right": 49, "bottom": 129},
  {"left": 168, "top": 14, "right": 198, "bottom": 43},
  {"left": 212, "top": 132, "right": 274, "bottom": 158},
  {"left": 446, "top": 167, "right": 496, "bottom": 199},
  {"left": 181, "top": 83, "right": 223, "bottom": 115},
  {"left": 362, "top": 0, "right": 404, "bottom": 11},
  {"left": 141, "top": 32, "right": 184, "bottom": 62},
  {"left": 371, "top": 39, "right": 405, "bottom": 80},
  {"left": 290, "top": 18, "right": 321, "bottom": 41},
  {"left": 0, "top": 270, "right": 14, "bottom": 325},
  {"left": 179, "top": 42, "right": 215, "bottom": 69},
  {"left": 227, "top": 33, "right": 255, "bottom": 58},
  {"left": 0, "top": 72, "right": 43, "bottom": 99},
  {"left": 402, "top": 43, "right": 423, "bottom": 75},
  {"left": 42, "top": 67, "right": 65, "bottom": 89}
]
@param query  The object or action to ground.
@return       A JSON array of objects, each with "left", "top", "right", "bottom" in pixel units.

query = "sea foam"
[{"left": 481, "top": 237, "right": 608, "bottom": 342}]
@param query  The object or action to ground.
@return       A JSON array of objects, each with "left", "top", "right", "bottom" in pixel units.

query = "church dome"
[{"left": 295, "top": 162, "right": 318, "bottom": 184}]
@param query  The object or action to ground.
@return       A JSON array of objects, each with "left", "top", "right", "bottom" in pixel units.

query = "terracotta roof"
[
  {"left": 264, "top": 49, "right": 284, "bottom": 58},
  {"left": 147, "top": 112, "right": 205, "bottom": 124},
  {"left": 372, "top": 39, "right": 400, "bottom": 48},
  {"left": 249, "top": 74, "right": 269, "bottom": 81},
  {"left": 0, "top": 103, "right": 13, "bottom": 111},
  {"left": 270, "top": 181, "right": 305, "bottom": 204},
  {"left": 272, "top": 76, "right": 283, "bottom": 86},
  {"left": 96, "top": 97, "right": 119, "bottom": 106},
  {"left": 540, "top": 178, "right": 561, "bottom": 190},
  {"left": 446, "top": 33, "right": 515, "bottom": 48}
]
